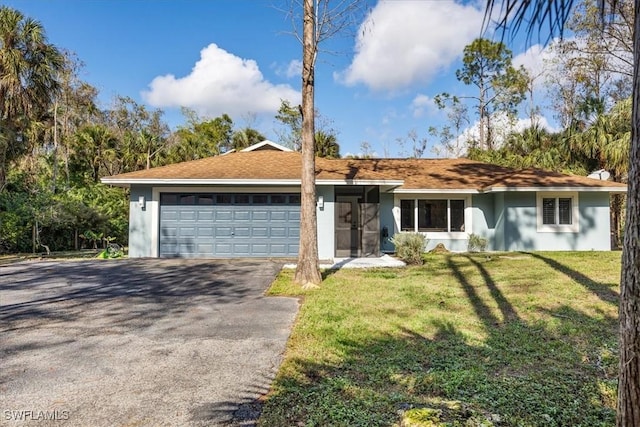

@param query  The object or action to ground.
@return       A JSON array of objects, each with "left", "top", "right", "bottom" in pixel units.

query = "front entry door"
[{"left": 335, "top": 196, "right": 360, "bottom": 257}]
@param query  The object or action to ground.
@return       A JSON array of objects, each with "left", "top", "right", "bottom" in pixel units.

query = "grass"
[{"left": 261, "top": 252, "right": 621, "bottom": 427}]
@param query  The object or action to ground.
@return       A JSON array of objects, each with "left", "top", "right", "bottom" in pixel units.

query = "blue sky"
[{"left": 7, "top": 0, "right": 550, "bottom": 157}]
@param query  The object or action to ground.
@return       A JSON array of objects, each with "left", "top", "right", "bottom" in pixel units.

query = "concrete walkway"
[{"left": 284, "top": 254, "right": 406, "bottom": 270}]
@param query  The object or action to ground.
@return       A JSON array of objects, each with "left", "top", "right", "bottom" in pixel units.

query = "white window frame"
[
  {"left": 536, "top": 192, "right": 579, "bottom": 233},
  {"left": 394, "top": 195, "right": 471, "bottom": 240}
]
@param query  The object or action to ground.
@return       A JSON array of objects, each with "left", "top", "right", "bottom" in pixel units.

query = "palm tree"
[
  {"left": 484, "top": 1, "right": 639, "bottom": 425},
  {"left": 0, "top": 6, "right": 63, "bottom": 190},
  {"left": 72, "top": 125, "right": 118, "bottom": 183},
  {"left": 314, "top": 130, "right": 340, "bottom": 158},
  {"left": 230, "top": 127, "right": 266, "bottom": 151}
]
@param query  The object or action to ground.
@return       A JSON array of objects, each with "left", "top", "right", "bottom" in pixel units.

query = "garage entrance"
[{"left": 159, "top": 193, "right": 300, "bottom": 257}]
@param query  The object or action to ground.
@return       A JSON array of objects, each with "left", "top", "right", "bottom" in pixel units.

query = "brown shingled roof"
[
  {"left": 105, "top": 151, "right": 303, "bottom": 181},
  {"left": 103, "top": 150, "right": 626, "bottom": 191}
]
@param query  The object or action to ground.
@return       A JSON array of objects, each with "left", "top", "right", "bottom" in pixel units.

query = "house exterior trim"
[
  {"left": 102, "top": 178, "right": 404, "bottom": 187},
  {"left": 393, "top": 188, "right": 480, "bottom": 194},
  {"left": 485, "top": 186, "right": 626, "bottom": 193}
]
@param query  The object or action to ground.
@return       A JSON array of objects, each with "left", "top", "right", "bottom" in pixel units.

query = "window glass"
[
  {"left": 197, "top": 195, "right": 214, "bottom": 205},
  {"left": 161, "top": 194, "right": 178, "bottom": 205},
  {"left": 271, "top": 195, "right": 287, "bottom": 204},
  {"left": 216, "top": 194, "right": 232, "bottom": 205},
  {"left": 252, "top": 194, "right": 268, "bottom": 205},
  {"left": 179, "top": 194, "right": 196, "bottom": 205},
  {"left": 450, "top": 200, "right": 465, "bottom": 231},
  {"left": 400, "top": 200, "right": 415, "bottom": 231},
  {"left": 235, "top": 194, "right": 250, "bottom": 204},
  {"left": 289, "top": 194, "right": 301, "bottom": 204},
  {"left": 542, "top": 198, "right": 556, "bottom": 225},
  {"left": 418, "top": 200, "right": 447, "bottom": 231},
  {"left": 558, "top": 198, "right": 572, "bottom": 224}
]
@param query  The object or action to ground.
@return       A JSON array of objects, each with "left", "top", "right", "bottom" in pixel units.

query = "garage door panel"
[
  {"left": 197, "top": 243, "right": 213, "bottom": 253},
  {"left": 160, "top": 193, "right": 300, "bottom": 258},
  {"left": 214, "top": 242, "right": 233, "bottom": 255},
  {"left": 197, "top": 210, "right": 214, "bottom": 220},
  {"left": 197, "top": 227, "right": 214, "bottom": 237},
  {"left": 215, "top": 227, "right": 233, "bottom": 237},
  {"left": 160, "top": 243, "right": 177, "bottom": 254},
  {"left": 161, "top": 226, "right": 178, "bottom": 237},
  {"left": 179, "top": 210, "right": 196, "bottom": 221},
  {"left": 252, "top": 210, "right": 269, "bottom": 221},
  {"left": 270, "top": 244, "right": 287, "bottom": 254},
  {"left": 179, "top": 227, "right": 196, "bottom": 237},
  {"left": 234, "top": 243, "right": 250, "bottom": 253},
  {"left": 252, "top": 227, "right": 268, "bottom": 237},
  {"left": 234, "top": 227, "right": 250, "bottom": 237},
  {"left": 270, "top": 211, "right": 287, "bottom": 221},
  {"left": 251, "top": 244, "right": 269, "bottom": 255},
  {"left": 270, "top": 227, "right": 287, "bottom": 237},
  {"left": 177, "top": 242, "right": 195, "bottom": 254},
  {"left": 234, "top": 211, "right": 250, "bottom": 221},
  {"left": 163, "top": 211, "right": 178, "bottom": 221},
  {"left": 216, "top": 211, "right": 233, "bottom": 221},
  {"left": 289, "top": 211, "right": 301, "bottom": 221}
]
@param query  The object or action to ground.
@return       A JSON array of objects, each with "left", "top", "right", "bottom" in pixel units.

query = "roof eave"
[
  {"left": 317, "top": 179, "right": 404, "bottom": 186},
  {"left": 484, "top": 185, "right": 627, "bottom": 193},
  {"left": 393, "top": 188, "right": 481, "bottom": 194},
  {"left": 101, "top": 178, "right": 405, "bottom": 187}
]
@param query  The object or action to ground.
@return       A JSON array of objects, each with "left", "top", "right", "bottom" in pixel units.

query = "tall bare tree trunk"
[
  {"left": 294, "top": 0, "right": 322, "bottom": 287},
  {"left": 617, "top": 1, "right": 640, "bottom": 424}
]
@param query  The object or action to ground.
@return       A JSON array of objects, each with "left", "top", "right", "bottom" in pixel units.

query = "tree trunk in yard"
[
  {"left": 294, "top": 0, "right": 322, "bottom": 288},
  {"left": 617, "top": 1, "right": 640, "bottom": 424}
]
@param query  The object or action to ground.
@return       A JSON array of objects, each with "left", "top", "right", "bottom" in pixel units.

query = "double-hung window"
[
  {"left": 537, "top": 192, "right": 579, "bottom": 232},
  {"left": 400, "top": 199, "right": 466, "bottom": 233}
]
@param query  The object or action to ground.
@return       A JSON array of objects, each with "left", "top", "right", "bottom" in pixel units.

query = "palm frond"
[{"left": 484, "top": 0, "right": 582, "bottom": 43}]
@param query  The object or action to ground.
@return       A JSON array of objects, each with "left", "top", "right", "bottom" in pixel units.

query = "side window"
[
  {"left": 537, "top": 193, "right": 579, "bottom": 232},
  {"left": 400, "top": 200, "right": 415, "bottom": 231},
  {"left": 450, "top": 200, "right": 465, "bottom": 231}
]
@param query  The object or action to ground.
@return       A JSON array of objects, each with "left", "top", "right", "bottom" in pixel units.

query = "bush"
[
  {"left": 390, "top": 232, "right": 426, "bottom": 265},
  {"left": 468, "top": 234, "right": 488, "bottom": 252}
]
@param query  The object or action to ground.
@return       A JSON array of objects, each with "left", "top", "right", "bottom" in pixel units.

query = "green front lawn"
[{"left": 261, "top": 252, "right": 621, "bottom": 427}]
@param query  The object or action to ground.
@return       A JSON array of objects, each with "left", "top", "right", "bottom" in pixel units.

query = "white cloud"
[
  {"left": 462, "top": 113, "right": 557, "bottom": 147},
  {"left": 142, "top": 43, "right": 300, "bottom": 117},
  {"left": 513, "top": 43, "right": 548, "bottom": 76},
  {"left": 336, "top": 0, "right": 484, "bottom": 91},
  {"left": 272, "top": 59, "right": 302, "bottom": 79},
  {"left": 411, "top": 94, "right": 437, "bottom": 118},
  {"left": 512, "top": 41, "right": 561, "bottom": 92},
  {"left": 285, "top": 59, "right": 302, "bottom": 79}
]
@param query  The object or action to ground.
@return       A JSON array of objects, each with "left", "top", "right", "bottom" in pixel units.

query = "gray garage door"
[{"left": 159, "top": 193, "right": 300, "bottom": 257}]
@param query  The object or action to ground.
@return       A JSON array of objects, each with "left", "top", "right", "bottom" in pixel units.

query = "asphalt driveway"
[{"left": 0, "top": 259, "right": 299, "bottom": 426}]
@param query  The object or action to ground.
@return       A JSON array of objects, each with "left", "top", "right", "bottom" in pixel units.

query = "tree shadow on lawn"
[
  {"left": 526, "top": 252, "right": 619, "bottom": 305},
  {"left": 259, "top": 255, "right": 618, "bottom": 427}
]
